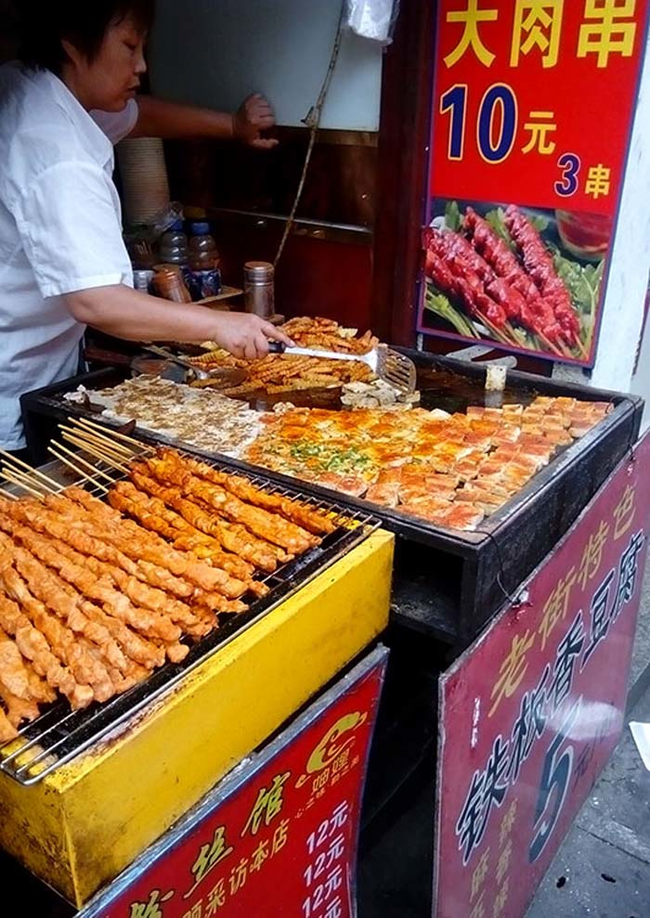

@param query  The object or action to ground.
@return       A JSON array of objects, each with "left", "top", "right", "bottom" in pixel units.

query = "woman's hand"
[
  {"left": 64, "top": 285, "right": 292, "bottom": 355},
  {"left": 211, "top": 312, "right": 292, "bottom": 359},
  {"left": 233, "top": 93, "right": 279, "bottom": 150}
]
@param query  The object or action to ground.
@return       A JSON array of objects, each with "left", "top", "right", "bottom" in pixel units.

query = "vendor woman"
[{"left": 0, "top": 0, "right": 290, "bottom": 457}]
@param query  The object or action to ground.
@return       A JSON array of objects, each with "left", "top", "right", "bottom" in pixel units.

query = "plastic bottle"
[
  {"left": 188, "top": 222, "right": 220, "bottom": 270},
  {"left": 158, "top": 220, "right": 189, "bottom": 267},
  {"left": 189, "top": 222, "right": 222, "bottom": 297}
]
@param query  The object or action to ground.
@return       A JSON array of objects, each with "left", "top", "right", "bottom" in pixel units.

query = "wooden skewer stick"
[
  {"left": 49, "top": 441, "right": 116, "bottom": 484},
  {"left": 75, "top": 422, "right": 151, "bottom": 455},
  {"left": 47, "top": 445, "right": 109, "bottom": 493},
  {"left": 73, "top": 427, "right": 135, "bottom": 459},
  {"left": 1, "top": 464, "right": 57, "bottom": 494},
  {"left": 0, "top": 469, "right": 47, "bottom": 500},
  {"left": 0, "top": 489, "right": 18, "bottom": 501},
  {"left": 60, "top": 421, "right": 130, "bottom": 454},
  {"left": 574, "top": 338, "right": 590, "bottom": 360},
  {"left": 68, "top": 417, "right": 138, "bottom": 456},
  {"left": 499, "top": 321, "right": 522, "bottom": 347},
  {"left": 59, "top": 426, "right": 132, "bottom": 464},
  {"left": 479, "top": 313, "right": 519, "bottom": 348},
  {"left": 0, "top": 448, "right": 62, "bottom": 489},
  {"left": 534, "top": 330, "right": 565, "bottom": 358},
  {"left": 59, "top": 432, "right": 130, "bottom": 472},
  {"left": 60, "top": 431, "right": 129, "bottom": 472}
]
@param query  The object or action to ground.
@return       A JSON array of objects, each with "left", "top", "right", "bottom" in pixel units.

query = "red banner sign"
[
  {"left": 79, "top": 649, "right": 388, "bottom": 918},
  {"left": 433, "top": 432, "right": 650, "bottom": 918},
  {"left": 418, "top": 0, "right": 650, "bottom": 365}
]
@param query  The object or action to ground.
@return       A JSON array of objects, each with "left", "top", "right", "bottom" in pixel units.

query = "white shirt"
[{"left": 0, "top": 63, "right": 138, "bottom": 449}]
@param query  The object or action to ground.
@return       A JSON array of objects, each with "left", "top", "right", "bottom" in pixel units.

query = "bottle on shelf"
[
  {"left": 188, "top": 221, "right": 222, "bottom": 298},
  {"left": 158, "top": 220, "right": 189, "bottom": 267}
]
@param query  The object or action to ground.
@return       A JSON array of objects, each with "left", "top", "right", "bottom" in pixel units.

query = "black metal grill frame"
[{"left": 20, "top": 354, "right": 644, "bottom": 648}]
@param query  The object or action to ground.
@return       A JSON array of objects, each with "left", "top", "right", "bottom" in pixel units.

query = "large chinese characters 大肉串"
[
  {"left": 419, "top": 0, "right": 650, "bottom": 365},
  {"left": 433, "top": 431, "right": 650, "bottom": 918},
  {"left": 77, "top": 650, "right": 387, "bottom": 918}
]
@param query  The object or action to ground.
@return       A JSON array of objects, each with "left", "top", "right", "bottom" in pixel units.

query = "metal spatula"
[
  {"left": 269, "top": 342, "right": 417, "bottom": 394},
  {"left": 142, "top": 345, "right": 247, "bottom": 386}
]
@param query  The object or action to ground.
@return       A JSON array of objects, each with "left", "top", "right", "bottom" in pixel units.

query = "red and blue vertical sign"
[
  {"left": 433, "top": 433, "right": 650, "bottom": 918},
  {"left": 418, "top": 0, "right": 650, "bottom": 365}
]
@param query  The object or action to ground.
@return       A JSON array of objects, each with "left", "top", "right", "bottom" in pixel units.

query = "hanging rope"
[{"left": 274, "top": 3, "right": 346, "bottom": 267}]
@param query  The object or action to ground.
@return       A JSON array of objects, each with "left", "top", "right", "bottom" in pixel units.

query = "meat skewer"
[
  {"left": 464, "top": 207, "right": 568, "bottom": 350},
  {"left": 43, "top": 492, "right": 249, "bottom": 600},
  {"left": 10, "top": 493, "right": 198, "bottom": 604},
  {"left": 127, "top": 467, "right": 270, "bottom": 576},
  {"left": 145, "top": 455, "right": 319, "bottom": 555},
  {"left": 0, "top": 625, "right": 33, "bottom": 701},
  {"left": 0, "top": 619, "right": 56, "bottom": 713},
  {"left": 39, "top": 492, "right": 246, "bottom": 617},
  {"left": 145, "top": 480, "right": 289, "bottom": 571},
  {"left": 424, "top": 208, "right": 584, "bottom": 358},
  {"left": 110, "top": 481, "right": 268, "bottom": 599},
  {"left": 124, "top": 469, "right": 269, "bottom": 576},
  {"left": 0, "top": 539, "right": 117, "bottom": 704},
  {"left": 0, "top": 498, "right": 186, "bottom": 643},
  {"left": 3, "top": 495, "right": 163, "bottom": 586},
  {"left": 106, "top": 486, "right": 252, "bottom": 609},
  {"left": 0, "top": 516, "right": 131, "bottom": 672},
  {"left": 164, "top": 451, "right": 335, "bottom": 537},
  {"left": 0, "top": 706, "right": 17, "bottom": 743},
  {"left": 109, "top": 480, "right": 252, "bottom": 580},
  {"left": 72, "top": 480, "right": 255, "bottom": 577},
  {"left": 504, "top": 205, "right": 581, "bottom": 348},
  {"left": 0, "top": 566, "right": 93, "bottom": 710},
  {"left": 426, "top": 223, "right": 564, "bottom": 355},
  {"left": 424, "top": 231, "right": 509, "bottom": 331},
  {"left": 0, "top": 513, "right": 180, "bottom": 665}
]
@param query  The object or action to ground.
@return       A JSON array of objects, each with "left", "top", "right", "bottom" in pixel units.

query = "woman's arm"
[
  {"left": 130, "top": 94, "right": 279, "bottom": 149},
  {"left": 64, "top": 285, "right": 290, "bottom": 359}
]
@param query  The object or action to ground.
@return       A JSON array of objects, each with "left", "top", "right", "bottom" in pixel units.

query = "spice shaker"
[
  {"left": 244, "top": 261, "right": 274, "bottom": 319},
  {"left": 152, "top": 264, "right": 193, "bottom": 304}
]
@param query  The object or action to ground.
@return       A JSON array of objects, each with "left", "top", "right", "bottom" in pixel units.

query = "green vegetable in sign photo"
[{"left": 424, "top": 289, "right": 478, "bottom": 339}]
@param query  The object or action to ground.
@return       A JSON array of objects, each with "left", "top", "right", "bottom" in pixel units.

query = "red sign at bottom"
[
  {"left": 434, "top": 433, "right": 650, "bottom": 918},
  {"left": 80, "top": 648, "right": 388, "bottom": 918}
]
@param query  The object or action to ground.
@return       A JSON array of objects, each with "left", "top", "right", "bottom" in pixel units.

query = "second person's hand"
[
  {"left": 211, "top": 312, "right": 293, "bottom": 360},
  {"left": 233, "top": 93, "right": 279, "bottom": 150}
]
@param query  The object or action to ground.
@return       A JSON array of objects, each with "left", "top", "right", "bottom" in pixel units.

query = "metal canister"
[{"left": 244, "top": 261, "right": 275, "bottom": 319}]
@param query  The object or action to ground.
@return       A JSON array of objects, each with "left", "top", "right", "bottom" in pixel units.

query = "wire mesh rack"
[{"left": 0, "top": 427, "right": 380, "bottom": 785}]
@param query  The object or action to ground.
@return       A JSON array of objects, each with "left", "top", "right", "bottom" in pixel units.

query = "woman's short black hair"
[{"left": 17, "top": 1, "right": 155, "bottom": 74}]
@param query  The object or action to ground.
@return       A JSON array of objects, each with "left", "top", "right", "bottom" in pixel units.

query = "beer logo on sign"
[{"left": 296, "top": 711, "right": 367, "bottom": 788}]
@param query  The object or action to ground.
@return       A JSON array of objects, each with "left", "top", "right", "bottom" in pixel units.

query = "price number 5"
[{"left": 529, "top": 697, "right": 582, "bottom": 863}]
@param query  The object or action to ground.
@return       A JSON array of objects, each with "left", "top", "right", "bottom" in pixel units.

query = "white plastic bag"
[{"left": 345, "top": 0, "right": 399, "bottom": 45}]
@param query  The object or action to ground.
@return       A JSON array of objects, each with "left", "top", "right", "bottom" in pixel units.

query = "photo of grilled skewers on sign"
[
  {"left": 0, "top": 424, "right": 340, "bottom": 748},
  {"left": 420, "top": 199, "right": 608, "bottom": 364}
]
